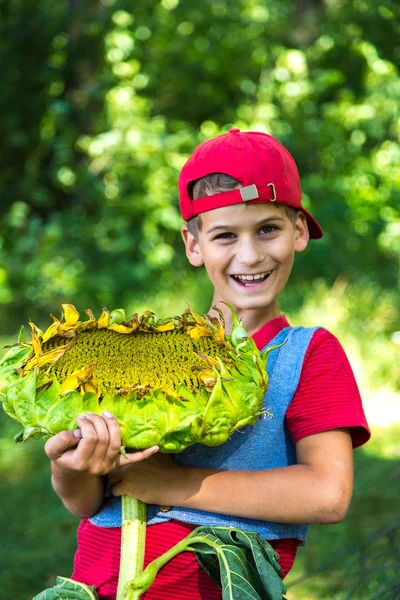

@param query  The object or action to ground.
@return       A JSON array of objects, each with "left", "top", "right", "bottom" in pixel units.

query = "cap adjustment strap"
[
  {"left": 240, "top": 183, "right": 276, "bottom": 202},
  {"left": 192, "top": 182, "right": 277, "bottom": 215}
]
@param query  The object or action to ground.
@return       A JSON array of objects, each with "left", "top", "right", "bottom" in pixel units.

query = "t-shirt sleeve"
[{"left": 286, "top": 328, "right": 371, "bottom": 448}]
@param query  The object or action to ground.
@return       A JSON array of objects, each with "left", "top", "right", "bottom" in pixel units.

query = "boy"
[{"left": 45, "top": 129, "right": 370, "bottom": 599}]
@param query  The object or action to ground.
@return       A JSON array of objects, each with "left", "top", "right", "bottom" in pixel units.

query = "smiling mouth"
[{"left": 230, "top": 271, "right": 272, "bottom": 286}]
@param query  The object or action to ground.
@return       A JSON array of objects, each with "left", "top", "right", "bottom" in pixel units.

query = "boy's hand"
[
  {"left": 109, "top": 452, "right": 181, "bottom": 506},
  {"left": 45, "top": 412, "right": 159, "bottom": 477}
]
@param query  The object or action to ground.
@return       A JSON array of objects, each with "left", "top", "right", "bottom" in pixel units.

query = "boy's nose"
[{"left": 236, "top": 241, "right": 264, "bottom": 266}]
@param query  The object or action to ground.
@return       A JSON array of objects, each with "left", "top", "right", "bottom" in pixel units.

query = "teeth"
[{"left": 233, "top": 271, "right": 271, "bottom": 281}]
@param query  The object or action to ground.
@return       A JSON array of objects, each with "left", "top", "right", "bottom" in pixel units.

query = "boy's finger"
[
  {"left": 73, "top": 415, "right": 101, "bottom": 462},
  {"left": 82, "top": 413, "right": 110, "bottom": 445},
  {"left": 118, "top": 446, "right": 159, "bottom": 468},
  {"left": 83, "top": 412, "right": 112, "bottom": 464},
  {"left": 44, "top": 430, "right": 81, "bottom": 461},
  {"left": 102, "top": 411, "right": 122, "bottom": 455}
]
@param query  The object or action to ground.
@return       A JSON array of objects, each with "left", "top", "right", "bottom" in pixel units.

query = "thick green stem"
[
  {"left": 136, "top": 532, "right": 218, "bottom": 573},
  {"left": 116, "top": 495, "right": 146, "bottom": 600}
]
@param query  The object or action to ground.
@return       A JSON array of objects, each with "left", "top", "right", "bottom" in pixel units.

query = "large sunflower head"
[{"left": 0, "top": 304, "right": 275, "bottom": 453}]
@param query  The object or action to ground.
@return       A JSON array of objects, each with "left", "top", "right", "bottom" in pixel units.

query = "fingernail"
[
  {"left": 150, "top": 446, "right": 159, "bottom": 455},
  {"left": 103, "top": 411, "right": 114, "bottom": 418},
  {"left": 73, "top": 429, "right": 82, "bottom": 439},
  {"left": 77, "top": 414, "right": 86, "bottom": 420},
  {"left": 85, "top": 411, "right": 94, "bottom": 415}
]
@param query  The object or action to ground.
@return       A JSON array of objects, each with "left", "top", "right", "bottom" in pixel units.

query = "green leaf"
[
  {"left": 193, "top": 527, "right": 287, "bottom": 600},
  {"left": 128, "top": 526, "right": 287, "bottom": 600},
  {"left": 33, "top": 576, "right": 98, "bottom": 600}
]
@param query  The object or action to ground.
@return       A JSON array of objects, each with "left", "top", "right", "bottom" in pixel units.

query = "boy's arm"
[
  {"left": 110, "top": 428, "right": 353, "bottom": 524},
  {"left": 45, "top": 412, "right": 159, "bottom": 519}
]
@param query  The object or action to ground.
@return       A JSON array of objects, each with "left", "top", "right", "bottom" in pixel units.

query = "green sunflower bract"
[{"left": 0, "top": 303, "right": 273, "bottom": 453}]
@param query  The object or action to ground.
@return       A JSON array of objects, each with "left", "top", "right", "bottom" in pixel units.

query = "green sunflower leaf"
[
  {"left": 127, "top": 525, "right": 287, "bottom": 600},
  {"left": 193, "top": 527, "right": 287, "bottom": 600},
  {"left": 33, "top": 576, "right": 98, "bottom": 600}
]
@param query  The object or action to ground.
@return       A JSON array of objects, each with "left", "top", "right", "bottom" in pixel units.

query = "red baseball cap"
[{"left": 178, "top": 128, "right": 323, "bottom": 239}]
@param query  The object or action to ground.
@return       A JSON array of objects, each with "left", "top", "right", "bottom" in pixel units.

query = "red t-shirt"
[{"left": 71, "top": 316, "right": 370, "bottom": 599}]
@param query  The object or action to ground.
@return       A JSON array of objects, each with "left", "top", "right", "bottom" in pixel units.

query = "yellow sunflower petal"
[
  {"left": 187, "top": 325, "right": 212, "bottom": 340},
  {"left": 28, "top": 322, "right": 42, "bottom": 357},
  {"left": 81, "top": 380, "right": 99, "bottom": 395},
  {"left": 190, "top": 310, "right": 204, "bottom": 326},
  {"left": 97, "top": 307, "right": 110, "bottom": 329},
  {"left": 196, "top": 353, "right": 220, "bottom": 368},
  {"left": 60, "top": 363, "right": 97, "bottom": 395},
  {"left": 62, "top": 304, "right": 80, "bottom": 326},
  {"left": 108, "top": 323, "right": 136, "bottom": 334},
  {"left": 205, "top": 322, "right": 226, "bottom": 344},
  {"left": 202, "top": 314, "right": 226, "bottom": 344},
  {"left": 25, "top": 341, "right": 74, "bottom": 370},
  {"left": 60, "top": 371, "right": 82, "bottom": 394},
  {"left": 153, "top": 321, "right": 176, "bottom": 332},
  {"left": 162, "top": 386, "right": 188, "bottom": 401},
  {"left": 41, "top": 322, "right": 61, "bottom": 344},
  {"left": 197, "top": 368, "right": 217, "bottom": 391},
  {"left": 84, "top": 309, "right": 96, "bottom": 324}
]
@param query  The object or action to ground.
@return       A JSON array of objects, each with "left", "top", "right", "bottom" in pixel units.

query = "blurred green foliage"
[{"left": 0, "top": 0, "right": 399, "bottom": 334}]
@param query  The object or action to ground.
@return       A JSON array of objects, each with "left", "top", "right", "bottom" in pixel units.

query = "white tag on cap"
[{"left": 240, "top": 184, "right": 259, "bottom": 201}]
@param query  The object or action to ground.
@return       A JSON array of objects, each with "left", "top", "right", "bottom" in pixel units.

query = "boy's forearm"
[
  {"left": 51, "top": 462, "right": 105, "bottom": 519},
  {"left": 158, "top": 429, "right": 354, "bottom": 525},
  {"left": 166, "top": 463, "right": 352, "bottom": 525}
]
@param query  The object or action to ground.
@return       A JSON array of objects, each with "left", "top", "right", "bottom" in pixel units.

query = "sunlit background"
[{"left": 1, "top": 0, "right": 399, "bottom": 598}]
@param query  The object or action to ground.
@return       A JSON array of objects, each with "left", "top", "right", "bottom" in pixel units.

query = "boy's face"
[{"left": 181, "top": 202, "right": 309, "bottom": 329}]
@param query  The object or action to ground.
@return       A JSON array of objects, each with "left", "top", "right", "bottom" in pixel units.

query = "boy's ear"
[
  {"left": 181, "top": 225, "right": 204, "bottom": 267},
  {"left": 294, "top": 213, "right": 310, "bottom": 252}
]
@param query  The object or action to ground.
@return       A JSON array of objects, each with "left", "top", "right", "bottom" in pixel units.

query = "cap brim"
[{"left": 302, "top": 208, "right": 323, "bottom": 239}]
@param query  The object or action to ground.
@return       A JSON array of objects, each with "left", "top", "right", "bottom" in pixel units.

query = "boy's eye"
[
  {"left": 259, "top": 225, "right": 277, "bottom": 235},
  {"left": 213, "top": 225, "right": 278, "bottom": 240},
  {"left": 214, "top": 232, "right": 235, "bottom": 240}
]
